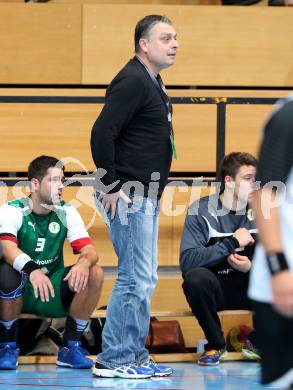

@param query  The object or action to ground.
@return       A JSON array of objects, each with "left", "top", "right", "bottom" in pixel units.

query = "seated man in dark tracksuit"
[{"left": 180, "top": 152, "right": 259, "bottom": 366}]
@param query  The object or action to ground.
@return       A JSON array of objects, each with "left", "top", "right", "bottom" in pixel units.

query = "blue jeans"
[{"left": 96, "top": 194, "right": 160, "bottom": 366}]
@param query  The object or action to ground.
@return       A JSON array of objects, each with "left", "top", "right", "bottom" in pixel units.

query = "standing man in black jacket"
[
  {"left": 91, "top": 15, "right": 179, "bottom": 379},
  {"left": 180, "top": 152, "right": 259, "bottom": 366}
]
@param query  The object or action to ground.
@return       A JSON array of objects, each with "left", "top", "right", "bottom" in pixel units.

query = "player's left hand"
[
  {"left": 227, "top": 253, "right": 251, "bottom": 273},
  {"left": 63, "top": 260, "right": 90, "bottom": 293}
]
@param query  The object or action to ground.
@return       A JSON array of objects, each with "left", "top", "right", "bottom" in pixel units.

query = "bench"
[{"left": 18, "top": 309, "right": 252, "bottom": 363}]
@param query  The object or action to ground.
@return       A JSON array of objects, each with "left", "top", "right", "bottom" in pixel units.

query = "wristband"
[
  {"left": 21, "top": 261, "right": 41, "bottom": 276},
  {"left": 223, "top": 236, "right": 240, "bottom": 250},
  {"left": 13, "top": 253, "right": 32, "bottom": 273},
  {"left": 223, "top": 236, "right": 240, "bottom": 252},
  {"left": 266, "top": 252, "right": 289, "bottom": 274},
  {"left": 230, "top": 236, "right": 240, "bottom": 249}
]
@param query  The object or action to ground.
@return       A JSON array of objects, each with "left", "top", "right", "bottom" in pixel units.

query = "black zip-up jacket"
[
  {"left": 91, "top": 57, "right": 172, "bottom": 199},
  {"left": 180, "top": 194, "right": 257, "bottom": 277}
]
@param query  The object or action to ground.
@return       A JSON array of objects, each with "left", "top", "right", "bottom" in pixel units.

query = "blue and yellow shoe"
[
  {"left": 141, "top": 358, "right": 173, "bottom": 377},
  {"left": 56, "top": 341, "right": 93, "bottom": 369},
  {"left": 197, "top": 348, "right": 227, "bottom": 366},
  {"left": 0, "top": 342, "right": 19, "bottom": 370}
]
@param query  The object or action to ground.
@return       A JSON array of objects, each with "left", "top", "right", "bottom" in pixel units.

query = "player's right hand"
[
  {"left": 233, "top": 228, "right": 255, "bottom": 247},
  {"left": 29, "top": 269, "right": 55, "bottom": 302},
  {"left": 272, "top": 270, "right": 293, "bottom": 317}
]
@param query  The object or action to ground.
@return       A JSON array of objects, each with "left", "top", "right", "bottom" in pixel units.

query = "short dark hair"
[
  {"left": 220, "top": 152, "right": 257, "bottom": 193},
  {"left": 134, "top": 15, "right": 172, "bottom": 53},
  {"left": 28, "top": 155, "right": 64, "bottom": 182}
]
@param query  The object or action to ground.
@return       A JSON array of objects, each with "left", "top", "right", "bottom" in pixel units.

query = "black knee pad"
[{"left": 0, "top": 262, "right": 26, "bottom": 299}]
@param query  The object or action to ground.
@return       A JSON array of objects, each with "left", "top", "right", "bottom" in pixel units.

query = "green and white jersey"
[{"left": 0, "top": 197, "right": 92, "bottom": 275}]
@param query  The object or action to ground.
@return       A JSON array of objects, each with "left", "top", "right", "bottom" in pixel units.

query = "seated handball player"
[
  {"left": 180, "top": 152, "right": 259, "bottom": 366},
  {"left": 0, "top": 155, "right": 104, "bottom": 370}
]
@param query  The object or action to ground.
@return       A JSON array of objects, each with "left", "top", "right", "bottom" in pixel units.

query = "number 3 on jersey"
[{"left": 35, "top": 237, "right": 46, "bottom": 252}]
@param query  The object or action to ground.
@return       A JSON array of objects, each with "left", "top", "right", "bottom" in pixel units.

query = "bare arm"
[
  {"left": 1, "top": 239, "right": 23, "bottom": 266},
  {"left": 77, "top": 244, "right": 98, "bottom": 266},
  {"left": 252, "top": 189, "right": 282, "bottom": 253},
  {"left": 253, "top": 188, "right": 293, "bottom": 316}
]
